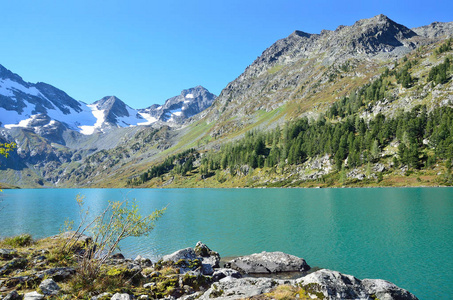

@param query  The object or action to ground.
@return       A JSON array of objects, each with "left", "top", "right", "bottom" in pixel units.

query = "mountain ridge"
[
  {"left": 1, "top": 14, "right": 452, "bottom": 188},
  {"left": 0, "top": 64, "right": 216, "bottom": 135}
]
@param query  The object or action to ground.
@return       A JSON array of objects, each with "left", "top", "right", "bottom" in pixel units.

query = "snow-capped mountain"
[
  {"left": 0, "top": 64, "right": 217, "bottom": 136},
  {"left": 139, "top": 86, "right": 216, "bottom": 124},
  {"left": 0, "top": 64, "right": 97, "bottom": 133},
  {"left": 79, "top": 96, "right": 147, "bottom": 135}
]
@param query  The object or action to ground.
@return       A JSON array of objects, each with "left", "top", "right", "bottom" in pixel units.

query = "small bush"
[{"left": 1, "top": 234, "right": 33, "bottom": 247}]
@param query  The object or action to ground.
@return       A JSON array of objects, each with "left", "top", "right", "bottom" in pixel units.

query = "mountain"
[
  {"left": 0, "top": 65, "right": 216, "bottom": 136},
  {"left": 78, "top": 96, "right": 147, "bottom": 135},
  {"left": 1, "top": 14, "right": 453, "bottom": 189},
  {"left": 204, "top": 14, "right": 451, "bottom": 137},
  {"left": 139, "top": 86, "right": 216, "bottom": 124},
  {"left": 0, "top": 65, "right": 97, "bottom": 135}
]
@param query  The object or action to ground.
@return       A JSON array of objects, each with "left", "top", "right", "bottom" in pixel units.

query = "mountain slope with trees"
[{"left": 0, "top": 15, "right": 452, "bottom": 188}]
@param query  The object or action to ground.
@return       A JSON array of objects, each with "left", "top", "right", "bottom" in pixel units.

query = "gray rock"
[
  {"left": 0, "top": 249, "right": 17, "bottom": 260},
  {"left": 134, "top": 255, "right": 152, "bottom": 267},
  {"left": 362, "top": 278, "right": 418, "bottom": 300},
  {"left": 38, "top": 278, "right": 60, "bottom": 295},
  {"left": 296, "top": 269, "right": 367, "bottom": 299},
  {"left": 162, "top": 248, "right": 198, "bottom": 262},
  {"left": 296, "top": 269, "right": 419, "bottom": 300},
  {"left": 194, "top": 241, "right": 220, "bottom": 268},
  {"left": 36, "top": 267, "right": 76, "bottom": 281},
  {"left": 200, "top": 277, "right": 283, "bottom": 299},
  {"left": 226, "top": 251, "right": 310, "bottom": 274},
  {"left": 211, "top": 268, "right": 242, "bottom": 282},
  {"left": 91, "top": 292, "right": 112, "bottom": 300},
  {"left": 3, "top": 290, "right": 21, "bottom": 300},
  {"left": 111, "top": 293, "right": 132, "bottom": 300},
  {"left": 201, "top": 263, "right": 214, "bottom": 276},
  {"left": 163, "top": 243, "right": 220, "bottom": 275},
  {"left": 23, "top": 291, "right": 44, "bottom": 300}
]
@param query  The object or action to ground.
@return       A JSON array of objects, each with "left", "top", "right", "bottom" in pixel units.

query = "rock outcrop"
[{"left": 225, "top": 251, "right": 310, "bottom": 273}]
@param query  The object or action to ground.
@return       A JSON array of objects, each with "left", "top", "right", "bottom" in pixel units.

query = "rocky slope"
[{"left": 202, "top": 15, "right": 452, "bottom": 137}]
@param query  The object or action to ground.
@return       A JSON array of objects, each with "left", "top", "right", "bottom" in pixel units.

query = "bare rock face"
[
  {"left": 412, "top": 21, "right": 453, "bottom": 38},
  {"left": 200, "top": 277, "right": 284, "bottom": 300},
  {"left": 296, "top": 269, "right": 419, "bottom": 300},
  {"left": 362, "top": 278, "right": 419, "bottom": 300},
  {"left": 225, "top": 251, "right": 310, "bottom": 274}
]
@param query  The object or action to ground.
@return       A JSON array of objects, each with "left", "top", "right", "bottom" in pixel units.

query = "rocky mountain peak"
[
  {"left": 139, "top": 86, "right": 216, "bottom": 124},
  {"left": 347, "top": 14, "right": 417, "bottom": 50},
  {"left": 93, "top": 96, "right": 123, "bottom": 110},
  {"left": 0, "top": 64, "right": 26, "bottom": 85},
  {"left": 205, "top": 14, "right": 448, "bottom": 134},
  {"left": 290, "top": 30, "right": 311, "bottom": 39},
  {"left": 91, "top": 95, "right": 144, "bottom": 129}
]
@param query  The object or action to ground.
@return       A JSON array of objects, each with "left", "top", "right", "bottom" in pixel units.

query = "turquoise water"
[{"left": 0, "top": 188, "right": 452, "bottom": 299}]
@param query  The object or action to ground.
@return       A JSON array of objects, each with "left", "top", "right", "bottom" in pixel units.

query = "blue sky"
[{"left": 1, "top": 0, "right": 451, "bottom": 108}]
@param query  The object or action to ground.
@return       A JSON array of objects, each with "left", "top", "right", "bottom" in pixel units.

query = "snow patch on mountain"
[
  {"left": 1, "top": 102, "right": 35, "bottom": 127},
  {"left": 137, "top": 112, "right": 157, "bottom": 125},
  {"left": 117, "top": 105, "right": 146, "bottom": 126},
  {"left": 0, "top": 78, "right": 43, "bottom": 98},
  {"left": 79, "top": 104, "right": 105, "bottom": 135}
]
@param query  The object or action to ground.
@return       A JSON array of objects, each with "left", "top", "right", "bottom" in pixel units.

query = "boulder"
[
  {"left": 162, "top": 242, "right": 220, "bottom": 276},
  {"left": 200, "top": 277, "right": 284, "bottom": 299},
  {"left": 296, "top": 269, "right": 367, "bottom": 299},
  {"left": 111, "top": 293, "right": 133, "bottom": 300},
  {"left": 225, "top": 251, "right": 310, "bottom": 274},
  {"left": 163, "top": 248, "right": 198, "bottom": 262},
  {"left": 134, "top": 255, "right": 152, "bottom": 267},
  {"left": 296, "top": 269, "right": 419, "bottom": 300},
  {"left": 194, "top": 242, "right": 220, "bottom": 267},
  {"left": 38, "top": 278, "right": 61, "bottom": 295},
  {"left": 362, "top": 278, "right": 418, "bottom": 300},
  {"left": 23, "top": 291, "right": 44, "bottom": 300}
]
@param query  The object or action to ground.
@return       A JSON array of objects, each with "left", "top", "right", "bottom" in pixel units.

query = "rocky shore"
[{"left": 0, "top": 234, "right": 418, "bottom": 300}]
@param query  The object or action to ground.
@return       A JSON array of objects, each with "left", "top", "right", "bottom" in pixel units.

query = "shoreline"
[{"left": 0, "top": 236, "right": 420, "bottom": 300}]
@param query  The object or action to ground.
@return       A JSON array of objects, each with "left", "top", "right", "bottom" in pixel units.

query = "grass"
[
  {"left": 268, "top": 65, "right": 284, "bottom": 74},
  {"left": 0, "top": 234, "right": 33, "bottom": 248}
]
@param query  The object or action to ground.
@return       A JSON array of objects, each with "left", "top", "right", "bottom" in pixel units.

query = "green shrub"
[{"left": 1, "top": 234, "right": 33, "bottom": 247}]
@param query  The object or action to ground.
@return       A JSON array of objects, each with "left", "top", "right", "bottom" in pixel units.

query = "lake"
[{"left": 0, "top": 188, "right": 452, "bottom": 299}]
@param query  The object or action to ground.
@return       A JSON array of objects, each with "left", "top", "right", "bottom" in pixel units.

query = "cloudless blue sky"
[{"left": 1, "top": 0, "right": 451, "bottom": 108}]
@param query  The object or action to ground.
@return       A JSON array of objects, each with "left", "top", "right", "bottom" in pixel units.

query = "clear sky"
[{"left": 1, "top": 0, "right": 451, "bottom": 108}]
